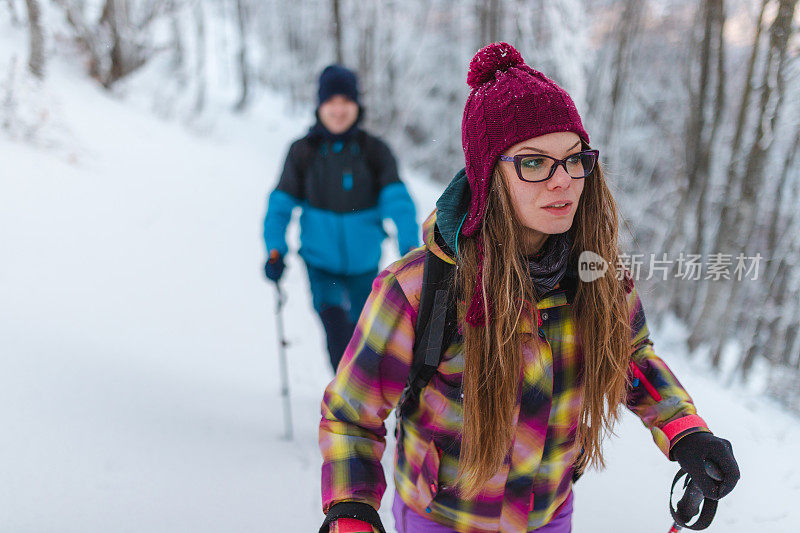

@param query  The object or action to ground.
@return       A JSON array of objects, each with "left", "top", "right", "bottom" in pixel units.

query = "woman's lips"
[{"left": 541, "top": 202, "right": 572, "bottom": 215}]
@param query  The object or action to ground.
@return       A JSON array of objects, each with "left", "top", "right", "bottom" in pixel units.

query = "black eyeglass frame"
[{"left": 498, "top": 149, "right": 599, "bottom": 183}]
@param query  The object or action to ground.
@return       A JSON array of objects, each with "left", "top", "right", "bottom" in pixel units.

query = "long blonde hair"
[{"left": 455, "top": 162, "right": 630, "bottom": 498}]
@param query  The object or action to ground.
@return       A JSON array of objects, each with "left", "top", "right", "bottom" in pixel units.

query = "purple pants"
[{"left": 391, "top": 491, "right": 574, "bottom": 532}]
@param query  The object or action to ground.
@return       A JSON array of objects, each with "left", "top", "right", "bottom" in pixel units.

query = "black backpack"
[{"left": 396, "top": 247, "right": 459, "bottom": 421}]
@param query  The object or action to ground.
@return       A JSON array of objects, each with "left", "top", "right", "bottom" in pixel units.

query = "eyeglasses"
[{"left": 498, "top": 149, "right": 599, "bottom": 183}]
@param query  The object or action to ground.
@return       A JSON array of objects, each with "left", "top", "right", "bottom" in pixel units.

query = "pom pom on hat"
[{"left": 466, "top": 42, "right": 525, "bottom": 89}]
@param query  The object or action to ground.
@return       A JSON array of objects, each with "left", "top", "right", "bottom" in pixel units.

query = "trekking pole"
[
  {"left": 273, "top": 283, "right": 293, "bottom": 440},
  {"left": 668, "top": 460, "right": 723, "bottom": 532}
]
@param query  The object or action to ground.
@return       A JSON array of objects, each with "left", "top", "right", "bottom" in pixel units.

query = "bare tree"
[
  {"left": 234, "top": 0, "right": 250, "bottom": 111},
  {"left": 101, "top": 0, "right": 151, "bottom": 87},
  {"left": 52, "top": 0, "right": 165, "bottom": 88},
  {"left": 332, "top": 0, "right": 343, "bottom": 64},
  {"left": 24, "top": 0, "right": 44, "bottom": 78},
  {"left": 357, "top": 1, "right": 375, "bottom": 102},
  {"left": 685, "top": 0, "right": 725, "bottom": 248},
  {"left": 2, "top": 56, "right": 18, "bottom": 133},
  {"left": 738, "top": 121, "right": 800, "bottom": 380},
  {"left": 6, "top": 0, "right": 19, "bottom": 25},
  {"left": 169, "top": 1, "right": 185, "bottom": 75},
  {"left": 193, "top": 0, "right": 206, "bottom": 114},
  {"left": 689, "top": 0, "right": 799, "bottom": 369},
  {"left": 604, "top": 0, "right": 644, "bottom": 153},
  {"left": 478, "top": 0, "right": 503, "bottom": 47},
  {"left": 52, "top": 0, "right": 107, "bottom": 82},
  {"left": 664, "top": 0, "right": 726, "bottom": 319},
  {"left": 686, "top": 0, "right": 768, "bottom": 352}
]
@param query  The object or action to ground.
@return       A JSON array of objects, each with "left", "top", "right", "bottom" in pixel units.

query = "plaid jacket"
[{"left": 320, "top": 212, "right": 709, "bottom": 532}]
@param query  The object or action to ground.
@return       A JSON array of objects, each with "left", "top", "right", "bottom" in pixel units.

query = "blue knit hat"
[{"left": 318, "top": 65, "right": 359, "bottom": 107}]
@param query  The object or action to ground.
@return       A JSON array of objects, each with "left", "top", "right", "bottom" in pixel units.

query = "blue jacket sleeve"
[
  {"left": 264, "top": 190, "right": 300, "bottom": 257},
  {"left": 368, "top": 137, "right": 419, "bottom": 254},
  {"left": 378, "top": 182, "right": 419, "bottom": 255},
  {"left": 263, "top": 142, "right": 305, "bottom": 256}
]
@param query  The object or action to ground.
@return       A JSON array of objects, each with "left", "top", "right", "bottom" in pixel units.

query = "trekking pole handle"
[
  {"left": 669, "top": 460, "right": 722, "bottom": 531},
  {"left": 704, "top": 460, "right": 723, "bottom": 482}
]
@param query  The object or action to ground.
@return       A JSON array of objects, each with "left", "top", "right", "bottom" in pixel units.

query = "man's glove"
[
  {"left": 263, "top": 249, "right": 286, "bottom": 283},
  {"left": 671, "top": 431, "right": 740, "bottom": 500}
]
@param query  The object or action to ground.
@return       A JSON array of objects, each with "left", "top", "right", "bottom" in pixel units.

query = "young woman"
[{"left": 318, "top": 43, "right": 740, "bottom": 533}]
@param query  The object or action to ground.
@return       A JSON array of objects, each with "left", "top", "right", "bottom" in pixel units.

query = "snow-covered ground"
[{"left": 2, "top": 28, "right": 798, "bottom": 533}]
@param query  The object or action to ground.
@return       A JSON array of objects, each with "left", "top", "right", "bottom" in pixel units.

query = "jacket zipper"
[{"left": 629, "top": 360, "right": 662, "bottom": 402}]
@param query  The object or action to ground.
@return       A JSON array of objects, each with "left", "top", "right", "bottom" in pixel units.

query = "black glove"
[
  {"left": 671, "top": 431, "right": 740, "bottom": 500},
  {"left": 319, "top": 502, "right": 385, "bottom": 533},
  {"left": 263, "top": 250, "right": 285, "bottom": 283}
]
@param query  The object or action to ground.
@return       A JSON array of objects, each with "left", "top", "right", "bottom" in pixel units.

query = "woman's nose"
[{"left": 547, "top": 164, "right": 572, "bottom": 189}]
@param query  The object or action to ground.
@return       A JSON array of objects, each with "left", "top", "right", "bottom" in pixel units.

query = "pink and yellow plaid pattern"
[{"left": 320, "top": 212, "right": 708, "bottom": 532}]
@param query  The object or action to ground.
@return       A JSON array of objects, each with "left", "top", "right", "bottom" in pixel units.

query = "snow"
[{"left": 2, "top": 29, "right": 799, "bottom": 533}]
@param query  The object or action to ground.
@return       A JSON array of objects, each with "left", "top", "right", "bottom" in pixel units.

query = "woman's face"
[
  {"left": 499, "top": 132, "right": 585, "bottom": 246},
  {"left": 318, "top": 95, "right": 359, "bottom": 134}
]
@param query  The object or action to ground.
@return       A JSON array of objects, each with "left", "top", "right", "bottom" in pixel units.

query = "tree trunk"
[
  {"left": 169, "top": 2, "right": 184, "bottom": 74},
  {"left": 739, "top": 259, "right": 788, "bottom": 379},
  {"left": 102, "top": 0, "right": 126, "bottom": 87},
  {"left": 234, "top": 0, "right": 250, "bottom": 112},
  {"left": 489, "top": 0, "right": 502, "bottom": 43},
  {"left": 52, "top": 0, "right": 106, "bottom": 82},
  {"left": 478, "top": 0, "right": 502, "bottom": 47},
  {"left": 767, "top": 126, "right": 800, "bottom": 254},
  {"left": 687, "top": 0, "right": 725, "bottom": 310},
  {"left": 712, "top": 0, "right": 767, "bottom": 248},
  {"left": 332, "top": 0, "right": 343, "bottom": 64},
  {"left": 93, "top": 0, "right": 149, "bottom": 87},
  {"left": 24, "top": 0, "right": 44, "bottom": 79},
  {"left": 383, "top": 0, "right": 397, "bottom": 126},
  {"left": 6, "top": 0, "right": 19, "bottom": 24},
  {"left": 2, "top": 56, "right": 18, "bottom": 133},
  {"left": 193, "top": 0, "right": 206, "bottom": 114},
  {"left": 605, "top": 0, "right": 643, "bottom": 152}
]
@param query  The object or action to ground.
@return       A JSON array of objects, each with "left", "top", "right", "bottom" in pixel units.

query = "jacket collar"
[{"left": 434, "top": 168, "right": 470, "bottom": 255}]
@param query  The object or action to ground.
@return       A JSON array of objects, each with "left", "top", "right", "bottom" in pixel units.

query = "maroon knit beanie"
[
  {"left": 460, "top": 42, "right": 590, "bottom": 327},
  {"left": 461, "top": 42, "right": 590, "bottom": 237}
]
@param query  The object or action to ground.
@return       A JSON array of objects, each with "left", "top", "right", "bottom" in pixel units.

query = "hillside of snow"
[{"left": 2, "top": 25, "right": 799, "bottom": 533}]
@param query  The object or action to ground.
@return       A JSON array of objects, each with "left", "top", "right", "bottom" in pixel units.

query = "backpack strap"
[
  {"left": 358, "top": 130, "right": 387, "bottom": 198},
  {"left": 396, "top": 247, "right": 457, "bottom": 420},
  {"left": 292, "top": 136, "right": 320, "bottom": 198},
  {"left": 357, "top": 130, "right": 377, "bottom": 175}
]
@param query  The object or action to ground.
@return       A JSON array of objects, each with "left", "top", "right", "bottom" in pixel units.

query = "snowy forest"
[
  {"left": 2, "top": 0, "right": 800, "bottom": 531},
  {"left": 7, "top": 0, "right": 797, "bottom": 406}
]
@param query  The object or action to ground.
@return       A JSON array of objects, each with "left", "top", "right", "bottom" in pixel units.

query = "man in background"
[{"left": 263, "top": 65, "right": 419, "bottom": 372}]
